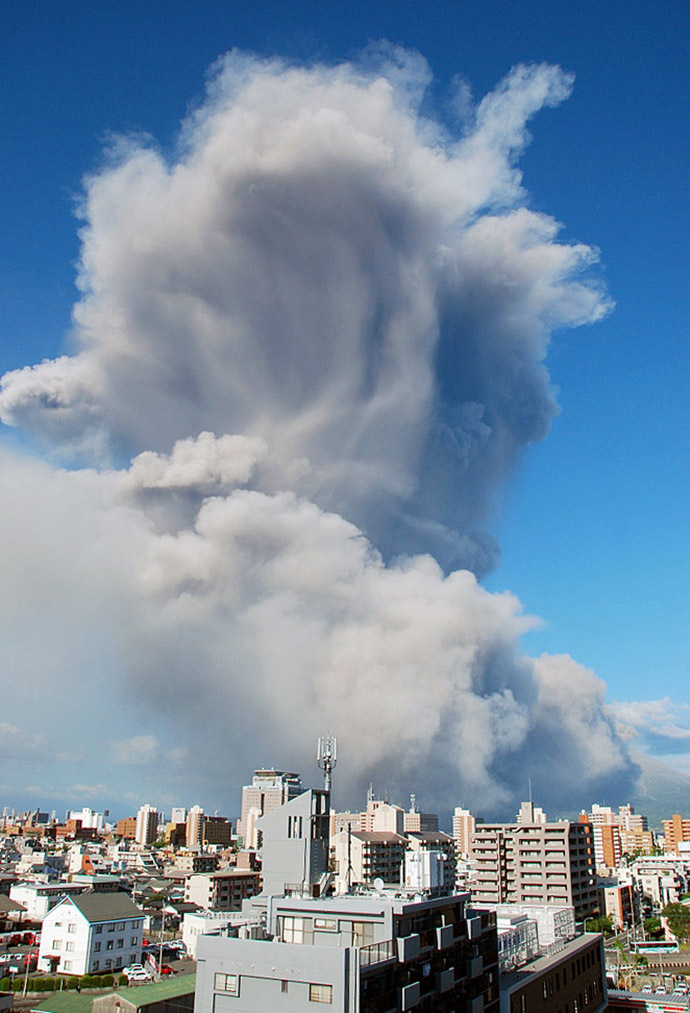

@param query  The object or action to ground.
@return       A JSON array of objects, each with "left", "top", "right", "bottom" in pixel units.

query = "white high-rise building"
[
  {"left": 68, "top": 807, "right": 104, "bottom": 832},
  {"left": 237, "top": 770, "right": 302, "bottom": 849},
  {"left": 186, "top": 805, "right": 205, "bottom": 848},
  {"left": 135, "top": 804, "right": 159, "bottom": 846},
  {"left": 171, "top": 806, "right": 187, "bottom": 824},
  {"left": 452, "top": 807, "right": 476, "bottom": 857}
]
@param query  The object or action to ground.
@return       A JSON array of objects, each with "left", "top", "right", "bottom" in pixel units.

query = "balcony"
[
  {"left": 467, "top": 955, "right": 483, "bottom": 978},
  {"left": 399, "top": 982, "right": 421, "bottom": 1010},
  {"left": 396, "top": 934, "right": 421, "bottom": 963},
  {"left": 359, "top": 939, "right": 396, "bottom": 968},
  {"left": 436, "top": 968, "right": 455, "bottom": 993},
  {"left": 467, "top": 916, "right": 483, "bottom": 940},
  {"left": 436, "top": 925, "right": 454, "bottom": 950}
]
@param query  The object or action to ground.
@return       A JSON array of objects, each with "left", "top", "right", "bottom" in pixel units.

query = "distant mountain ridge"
[{"left": 628, "top": 750, "right": 690, "bottom": 830}]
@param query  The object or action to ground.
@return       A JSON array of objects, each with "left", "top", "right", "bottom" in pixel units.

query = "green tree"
[
  {"left": 645, "top": 916, "right": 663, "bottom": 938},
  {"left": 586, "top": 915, "right": 614, "bottom": 936},
  {"left": 662, "top": 903, "right": 690, "bottom": 940}
]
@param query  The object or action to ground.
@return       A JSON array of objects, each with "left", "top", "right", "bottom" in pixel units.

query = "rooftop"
[
  {"left": 500, "top": 933, "right": 602, "bottom": 991},
  {"left": 62, "top": 892, "right": 143, "bottom": 923}
]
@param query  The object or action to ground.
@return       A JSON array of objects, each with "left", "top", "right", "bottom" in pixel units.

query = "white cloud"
[
  {"left": 0, "top": 50, "right": 630, "bottom": 815},
  {"left": 609, "top": 698, "right": 690, "bottom": 746},
  {"left": 111, "top": 735, "right": 159, "bottom": 766}
]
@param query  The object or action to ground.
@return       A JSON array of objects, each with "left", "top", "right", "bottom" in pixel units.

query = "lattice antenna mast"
[{"left": 317, "top": 735, "right": 337, "bottom": 794}]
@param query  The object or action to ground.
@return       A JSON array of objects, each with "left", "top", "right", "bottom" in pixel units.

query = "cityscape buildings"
[{"left": 2, "top": 772, "right": 689, "bottom": 1010}]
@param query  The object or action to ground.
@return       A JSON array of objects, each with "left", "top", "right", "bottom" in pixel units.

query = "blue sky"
[{"left": 0, "top": 1, "right": 688, "bottom": 817}]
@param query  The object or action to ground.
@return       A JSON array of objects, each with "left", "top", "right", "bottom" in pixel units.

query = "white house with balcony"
[{"left": 38, "top": 892, "right": 144, "bottom": 976}]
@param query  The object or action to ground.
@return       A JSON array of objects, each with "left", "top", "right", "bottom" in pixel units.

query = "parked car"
[
  {"left": 122, "top": 964, "right": 146, "bottom": 978},
  {"left": 128, "top": 971, "right": 153, "bottom": 983},
  {"left": 159, "top": 965, "right": 175, "bottom": 976}
]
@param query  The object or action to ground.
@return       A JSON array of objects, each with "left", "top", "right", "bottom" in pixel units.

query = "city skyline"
[{"left": 0, "top": 1, "right": 688, "bottom": 815}]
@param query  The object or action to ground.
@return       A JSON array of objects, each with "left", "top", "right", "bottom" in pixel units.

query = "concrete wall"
[{"left": 195, "top": 933, "right": 356, "bottom": 1013}]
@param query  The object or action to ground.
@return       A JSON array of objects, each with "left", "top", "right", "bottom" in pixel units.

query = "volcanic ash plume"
[{"left": 0, "top": 49, "right": 634, "bottom": 813}]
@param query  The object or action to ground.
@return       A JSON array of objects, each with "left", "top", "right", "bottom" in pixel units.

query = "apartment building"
[
  {"left": 184, "top": 870, "right": 262, "bottom": 910},
  {"left": 37, "top": 891, "right": 144, "bottom": 976},
  {"left": 135, "top": 805, "right": 159, "bottom": 847},
  {"left": 237, "top": 769, "right": 302, "bottom": 849},
  {"left": 631, "top": 855, "right": 687, "bottom": 908},
  {"left": 173, "top": 852, "right": 219, "bottom": 874},
  {"left": 115, "top": 817, "right": 137, "bottom": 840},
  {"left": 200, "top": 816, "right": 233, "bottom": 846},
  {"left": 500, "top": 932, "right": 606, "bottom": 1013},
  {"left": 663, "top": 814, "right": 690, "bottom": 855},
  {"left": 195, "top": 890, "right": 500, "bottom": 1012},
  {"left": 403, "top": 797, "right": 439, "bottom": 833},
  {"left": 9, "top": 881, "right": 87, "bottom": 921},
  {"left": 453, "top": 807, "right": 477, "bottom": 858},
  {"left": 471, "top": 805, "right": 598, "bottom": 920},
  {"left": 331, "top": 830, "right": 408, "bottom": 892}
]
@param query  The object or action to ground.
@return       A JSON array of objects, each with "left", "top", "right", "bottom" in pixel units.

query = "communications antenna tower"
[{"left": 317, "top": 735, "right": 337, "bottom": 794}]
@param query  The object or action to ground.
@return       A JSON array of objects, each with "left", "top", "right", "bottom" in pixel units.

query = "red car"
[{"left": 159, "top": 965, "right": 175, "bottom": 976}]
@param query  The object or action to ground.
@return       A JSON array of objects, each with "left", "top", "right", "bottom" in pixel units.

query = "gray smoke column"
[{"left": 0, "top": 49, "right": 633, "bottom": 814}]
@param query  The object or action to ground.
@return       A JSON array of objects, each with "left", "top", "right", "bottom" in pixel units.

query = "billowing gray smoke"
[{"left": 0, "top": 49, "right": 634, "bottom": 815}]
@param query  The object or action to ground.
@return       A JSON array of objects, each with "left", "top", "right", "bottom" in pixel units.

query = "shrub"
[
  {"left": 103, "top": 974, "right": 114, "bottom": 987},
  {"left": 118, "top": 974, "right": 128, "bottom": 986},
  {"left": 11, "top": 979, "right": 23, "bottom": 992},
  {"left": 67, "top": 977, "right": 80, "bottom": 990},
  {"left": 43, "top": 977, "right": 55, "bottom": 991},
  {"left": 90, "top": 975, "right": 103, "bottom": 988},
  {"left": 81, "top": 976, "right": 93, "bottom": 988},
  {"left": 0, "top": 977, "right": 10, "bottom": 991}
]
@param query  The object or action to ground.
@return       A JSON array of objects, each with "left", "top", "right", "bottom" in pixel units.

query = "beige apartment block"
[{"left": 471, "top": 804, "right": 598, "bottom": 920}]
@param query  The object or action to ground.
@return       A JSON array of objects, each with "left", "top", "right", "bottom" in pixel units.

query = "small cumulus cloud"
[
  {"left": 111, "top": 735, "right": 159, "bottom": 766},
  {"left": 609, "top": 698, "right": 690, "bottom": 755}
]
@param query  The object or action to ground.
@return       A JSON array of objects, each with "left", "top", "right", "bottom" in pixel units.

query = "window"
[
  {"left": 107, "top": 923, "right": 115, "bottom": 932},
  {"left": 281, "top": 917, "right": 304, "bottom": 944},
  {"left": 314, "top": 919, "right": 336, "bottom": 931},
  {"left": 64, "top": 961, "right": 72, "bottom": 971},
  {"left": 105, "top": 959, "right": 112, "bottom": 969},
  {"left": 68, "top": 923, "right": 76, "bottom": 933},
  {"left": 352, "top": 922, "right": 374, "bottom": 947},
  {"left": 107, "top": 940, "right": 113, "bottom": 950},
  {"left": 281, "top": 981, "right": 289, "bottom": 993},
  {"left": 52, "top": 940, "right": 61, "bottom": 950},
  {"left": 131, "top": 937, "right": 138, "bottom": 946},
  {"left": 117, "top": 922, "right": 125, "bottom": 931},
  {"left": 117, "top": 939, "right": 124, "bottom": 948},
  {"left": 133, "top": 920, "right": 141, "bottom": 929},
  {"left": 92, "top": 961, "right": 99, "bottom": 971},
  {"left": 65, "top": 942, "right": 74, "bottom": 952},
  {"left": 214, "top": 973, "right": 239, "bottom": 995},
  {"left": 309, "top": 984, "right": 332, "bottom": 1003},
  {"left": 94, "top": 943, "right": 101, "bottom": 952},
  {"left": 95, "top": 926, "right": 103, "bottom": 934}
]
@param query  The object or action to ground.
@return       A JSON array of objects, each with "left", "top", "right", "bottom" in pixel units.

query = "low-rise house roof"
[{"left": 66, "top": 892, "right": 143, "bottom": 923}]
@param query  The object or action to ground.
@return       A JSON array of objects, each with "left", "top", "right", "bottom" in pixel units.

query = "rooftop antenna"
[
  {"left": 317, "top": 735, "right": 337, "bottom": 794},
  {"left": 528, "top": 777, "right": 533, "bottom": 806},
  {"left": 410, "top": 793, "right": 416, "bottom": 813}
]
